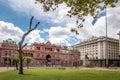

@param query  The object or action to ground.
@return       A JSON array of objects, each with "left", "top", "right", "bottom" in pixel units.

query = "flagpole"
[{"left": 105, "top": 5, "right": 108, "bottom": 67}]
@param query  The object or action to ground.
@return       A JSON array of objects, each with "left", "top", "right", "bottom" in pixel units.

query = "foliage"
[
  {"left": 112, "top": 61, "right": 119, "bottom": 67},
  {"left": 11, "top": 51, "right": 19, "bottom": 70},
  {"left": 36, "top": 0, "right": 118, "bottom": 34},
  {"left": 25, "top": 57, "right": 32, "bottom": 69},
  {"left": 11, "top": 51, "right": 19, "bottom": 62},
  {"left": 0, "top": 69, "right": 120, "bottom": 80},
  {"left": 25, "top": 57, "right": 32, "bottom": 64}
]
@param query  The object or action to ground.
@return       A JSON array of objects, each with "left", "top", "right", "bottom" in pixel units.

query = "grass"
[{"left": 0, "top": 69, "right": 120, "bottom": 80}]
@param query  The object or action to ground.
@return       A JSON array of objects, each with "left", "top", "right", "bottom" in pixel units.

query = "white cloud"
[
  {"left": 26, "top": 29, "right": 44, "bottom": 43},
  {"left": 0, "top": 21, "right": 44, "bottom": 44},
  {"left": 47, "top": 26, "right": 71, "bottom": 46},
  {"left": 2, "top": 0, "right": 120, "bottom": 45},
  {"left": 6, "top": 0, "right": 70, "bottom": 25},
  {"left": 43, "top": 4, "right": 120, "bottom": 46},
  {"left": 75, "top": 5, "right": 120, "bottom": 40},
  {"left": 4, "top": 0, "right": 79, "bottom": 45},
  {"left": 0, "top": 21, "right": 23, "bottom": 42}
]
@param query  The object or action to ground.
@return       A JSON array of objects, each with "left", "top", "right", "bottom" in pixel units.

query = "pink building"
[{"left": 0, "top": 39, "right": 80, "bottom": 67}]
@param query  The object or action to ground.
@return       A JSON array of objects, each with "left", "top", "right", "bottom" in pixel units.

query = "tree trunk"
[
  {"left": 18, "top": 49, "right": 23, "bottom": 74},
  {"left": 27, "top": 63, "right": 29, "bottom": 69},
  {"left": 17, "top": 16, "right": 40, "bottom": 74},
  {"left": 15, "top": 61, "right": 18, "bottom": 70}
]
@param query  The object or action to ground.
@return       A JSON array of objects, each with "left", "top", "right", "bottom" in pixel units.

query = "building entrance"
[{"left": 46, "top": 55, "right": 52, "bottom": 66}]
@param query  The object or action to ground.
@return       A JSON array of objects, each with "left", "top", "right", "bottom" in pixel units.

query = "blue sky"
[{"left": 0, "top": 0, "right": 120, "bottom": 46}]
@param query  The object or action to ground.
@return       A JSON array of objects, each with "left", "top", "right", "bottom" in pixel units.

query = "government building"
[
  {"left": 0, "top": 38, "right": 80, "bottom": 67},
  {"left": 73, "top": 36, "right": 119, "bottom": 67}
]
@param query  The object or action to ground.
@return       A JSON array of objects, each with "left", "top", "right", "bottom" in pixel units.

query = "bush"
[{"left": 111, "top": 61, "right": 119, "bottom": 67}]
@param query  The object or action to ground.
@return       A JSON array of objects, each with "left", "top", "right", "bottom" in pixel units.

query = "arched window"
[
  {"left": 31, "top": 53, "right": 33, "bottom": 57},
  {"left": 5, "top": 51, "right": 7, "bottom": 56}
]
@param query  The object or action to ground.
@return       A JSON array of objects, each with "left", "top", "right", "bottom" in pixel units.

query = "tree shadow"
[{"left": 21, "top": 74, "right": 32, "bottom": 75}]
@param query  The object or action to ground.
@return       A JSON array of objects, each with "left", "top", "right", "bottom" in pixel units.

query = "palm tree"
[
  {"left": 25, "top": 57, "right": 32, "bottom": 69},
  {"left": 11, "top": 51, "right": 19, "bottom": 70}
]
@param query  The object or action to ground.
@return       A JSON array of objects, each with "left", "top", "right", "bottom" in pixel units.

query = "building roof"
[{"left": 73, "top": 36, "right": 119, "bottom": 47}]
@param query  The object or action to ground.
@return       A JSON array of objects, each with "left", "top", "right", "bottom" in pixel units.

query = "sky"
[{"left": 0, "top": 0, "right": 120, "bottom": 46}]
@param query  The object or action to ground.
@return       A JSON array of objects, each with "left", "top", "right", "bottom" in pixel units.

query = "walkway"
[
  {"left": 0, "top": 67, "right": 14, "bottom": 72},
  {"left": 0, "top": 67, "right": 120, "bottom": 72}
]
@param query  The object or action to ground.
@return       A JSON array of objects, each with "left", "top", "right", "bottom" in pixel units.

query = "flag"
[{"left": 92, "top": 11, "right": 106, "bottom": 25}]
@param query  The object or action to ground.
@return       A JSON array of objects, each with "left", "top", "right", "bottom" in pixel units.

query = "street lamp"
[{"left": 105, "top": 5, "right": 109, "bottom": 67}]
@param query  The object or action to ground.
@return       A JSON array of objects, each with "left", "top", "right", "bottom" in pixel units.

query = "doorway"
[{"left": 46, "top": 55, "right": 52, "bottom": 66}]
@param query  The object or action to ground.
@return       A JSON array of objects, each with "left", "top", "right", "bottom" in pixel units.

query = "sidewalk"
[
  {"left": 0, "top": 67, "right": 120, "bottom": 72},
  {"left": 0, "top": 67, "right": 15, "bottom": 72}
]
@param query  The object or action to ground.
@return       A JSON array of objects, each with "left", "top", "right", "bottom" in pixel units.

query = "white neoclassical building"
[{"left": 73, "top": 36, "right": 119, "bottom": 67}]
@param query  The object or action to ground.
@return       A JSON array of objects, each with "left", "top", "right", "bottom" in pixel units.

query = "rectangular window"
[
  {"left": 45, "top": 47, "right": 52, "bottom": 51},
  {"left": 36, "top": 47, "right": 40, "bottom": 50},
  {"left": 56, "top": 49, "right": 60, "bottom": 52}
]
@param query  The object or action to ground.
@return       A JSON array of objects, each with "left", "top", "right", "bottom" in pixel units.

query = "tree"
[
  {"left": 18, "top": 16, "right": 40, "bottom": 74},
  {"left": 25, "top": 57, "right": 32, "bottom": 69},
  {"left": 11, "top": 51, "right": 19, "bottom": 70},
  {"left": 36, "top": 0, "right": 118, "bottom": 34}
]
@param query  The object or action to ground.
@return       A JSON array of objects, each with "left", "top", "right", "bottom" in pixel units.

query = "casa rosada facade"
[{"left": 0, "top": 39, "right": 80, "bottom": 67}]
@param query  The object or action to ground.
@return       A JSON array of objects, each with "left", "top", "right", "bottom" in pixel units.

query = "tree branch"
[
  {"left": 19, "top": 16, "right": 40, "bottom": 47},
  {"left": 31, "top": 21, "right": 40, "bottom": 31},
  {"left": 22, "top": 43, "right": 27, "bottom": 49},
  {"left": 29, "top": 16, "right": 34, "bottom": 30}
]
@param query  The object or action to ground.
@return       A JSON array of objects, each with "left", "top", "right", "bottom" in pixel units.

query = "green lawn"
[{"left": 0, "top": 69, "right": 120, "bottom": 80}]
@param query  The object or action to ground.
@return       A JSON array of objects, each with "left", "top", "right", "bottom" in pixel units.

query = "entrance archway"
[
  {"left": 46, "top": 55, "right": 52, "bottom": 66},
  {"left": 46, "top": 55, "right": 51, "bottom": 62}
]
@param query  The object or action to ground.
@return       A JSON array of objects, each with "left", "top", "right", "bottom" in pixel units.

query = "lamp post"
[
  {"left": 117, "top": 32, "right": 120, "bottom": 67},
  {"left": 105, "top": 5, "right": 109, "bottom": 67}
]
